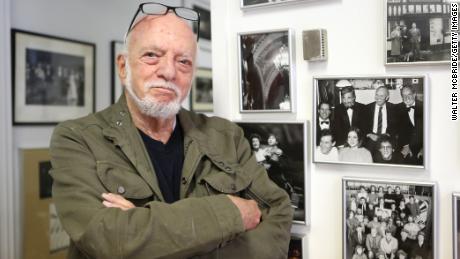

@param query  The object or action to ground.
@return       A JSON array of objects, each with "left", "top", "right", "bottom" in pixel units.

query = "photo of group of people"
[
  {"left": 237, "top": 122, "right": 306, "bottom": 223},
  {"left": 314, "top": 76, "right": 425, "bottom": 168},
  {"left": 386, "top": 0, "right": 451, "bottom": 64},
  {"left": 343, "top": 179, "right": 435, "bottom": 259}
]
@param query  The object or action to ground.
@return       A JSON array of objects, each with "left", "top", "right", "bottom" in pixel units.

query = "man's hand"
[
  {"left": 102, "top": 193, "right": 135, "bottom": 211},
  {"left": 400, "top": 145, "right": 413, "bottom": 158},
  {"left": 227, "top": 195, "right": 261, "bottom": 231},
  {"left": 366, "top": 133, "right": 378, "bottom": 142}
]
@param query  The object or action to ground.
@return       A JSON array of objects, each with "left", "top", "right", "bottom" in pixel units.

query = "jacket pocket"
[{"left": 96, "top": 161, "right": 153, "bottom": 200}]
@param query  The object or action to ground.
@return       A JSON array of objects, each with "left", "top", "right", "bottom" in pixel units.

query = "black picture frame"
[
  {"left": 235, "top": 121, "right": 307, "bottom": 224},
  {"left": 111, "top": 40, "right": 124, "bottom": 104},
  {"left": 12, "top": 29, "right": 95, "bottom": 125},
  {"left": 342, "top": 177, "right": 437, "bottom": 259}
]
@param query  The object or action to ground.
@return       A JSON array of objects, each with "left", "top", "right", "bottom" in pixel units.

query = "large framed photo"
[
  {"left": 238, "top": 29, "right": 295, "bottom": 113},
  {"left": 241, "top": 0, "right": 309, "bottom": 10},
  {"left": 453, "top": 193, "right": 460, "bottom": 259},
  {"left": 343, "top": 177, "right": 436, "bottom": 259},
  {"left": 288, "top": 234, "right": 305, "bottom": 259},
  {"left": 22, "top": 148, "right": 69, "bottom": 259},
  {"left": 236, "top": 121, "right": 307, "bottom": 224},
  {"left": 111, "top": 40, "right": 124, "bottom": 104},
  {"left": 12, "top": 29, "right": 95, "bottom": 125},
  {"left": 385, "top": 0, "right": 451, "bottom": 65},
  {"left": 313, "top": 75, "right": 426, "bottom": 168},
  {"left": 190, "top": 68, "right": 213, "bottom": 112}
]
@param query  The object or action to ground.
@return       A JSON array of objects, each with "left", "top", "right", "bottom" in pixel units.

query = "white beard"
[{"left": 124, "top": 60, "right": 182, "bottom": 118}]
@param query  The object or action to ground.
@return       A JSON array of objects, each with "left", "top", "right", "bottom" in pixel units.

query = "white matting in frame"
[
  {"left": 342, "top": 177, "right": 437, "bottom": 259},
  {"left": 238, "top": 28, "right": 295, "bottom": 113},
  {"left": 235, "top": 121, "right": 308, "bottom": 225},
  {"left": 453, "top": 193, "right": 460, "bottom": 259},
  {"left": 384, "top": 0, "right": 451, "bottom": 66},
  {"left": 313, "top": 75, "right": 427, "bottom": 169}
]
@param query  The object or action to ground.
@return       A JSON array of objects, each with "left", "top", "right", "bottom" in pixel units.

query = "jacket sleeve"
[
  {"left": 50, "top": 123, "right": 245, "bottom": 259},
  {"left": 213, "top": 126, "right": 293, "bottom": 259}
]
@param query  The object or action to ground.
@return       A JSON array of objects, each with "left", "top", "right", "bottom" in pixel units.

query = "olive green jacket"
[{"left": 50, "top": 96, "right": 293, "bottom": 259}]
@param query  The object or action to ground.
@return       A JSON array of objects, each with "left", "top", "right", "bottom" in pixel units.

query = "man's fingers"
[{"left": 101, "top": 193, "right": 135, "bottom": 210}]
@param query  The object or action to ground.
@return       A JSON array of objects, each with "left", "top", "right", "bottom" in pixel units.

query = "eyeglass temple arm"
[{"left": 125, "top": 7, "right": 142, "bottom": 42}]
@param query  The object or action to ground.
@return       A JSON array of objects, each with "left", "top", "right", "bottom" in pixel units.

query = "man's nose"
[{"left": 157, "top": 56, "right": 176, "bottom": 81}]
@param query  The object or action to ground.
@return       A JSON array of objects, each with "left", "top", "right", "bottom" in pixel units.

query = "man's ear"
[
  {"left": 332, "top": 141, "right": 336, "bottom": 146},
  {"left": 116, "top": 54, "right": 127, "bottom": 86}
]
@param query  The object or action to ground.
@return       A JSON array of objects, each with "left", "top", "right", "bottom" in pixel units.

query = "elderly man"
[{"left": 49, "top": 3, "right": 292, "bottom": 259}]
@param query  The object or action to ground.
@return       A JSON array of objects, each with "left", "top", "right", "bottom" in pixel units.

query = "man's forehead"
[{"left": 130, "top": 14, "right": 196, "bottom": 43}]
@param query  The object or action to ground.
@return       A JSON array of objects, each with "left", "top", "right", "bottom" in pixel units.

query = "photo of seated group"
[
  {"left": 343, "top": 178, "right": 435, "bottom": 259},
  {"left": 314, "top": 76, "right": 425, "bottom": 168}
]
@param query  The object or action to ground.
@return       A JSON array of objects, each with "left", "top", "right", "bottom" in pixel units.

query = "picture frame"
[
  {"left": 235, "top": 121, "right": 307, "bottom": 224},
  {"left": 453, "top": 193, "right": 460, "bottom": 259},
  {"left": 313, "top": 75, "right": 426, "bottom": 168},
  {"left": 240, "top": 0, "right": 309, "bottom": 10},
  {"left": 288, "top": 234, "right": 305, "bottom": 259},
  {"left": 12, "top": 29, "right": 95, "bottom": 125},
  {"left": 238, "top": 29, "right": 295, "bottom": 113},
  {"left": 190, "top": 68, "right": 213, "bottom": 112},
  {"left": 184, "top": 0, "right": 211, "bottom": 51},
  {"left": 22, "top": 148, "right": 69, "bottom": 259},
  {"left": 342, "top": 177, "right": 437, "bottom": 259},
  {"left": 384, "top": 0, "right": 451, "bottom": 65},
  {"left": 111, "top": 40, "right": 124, "bottom": 104}
]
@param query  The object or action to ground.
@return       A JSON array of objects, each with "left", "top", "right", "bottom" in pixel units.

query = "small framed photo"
[
  {"left": 111, "top": 40, "right": 124, "bottom": 104},
  {"left": 313, "top": 75, "right": 426, "bottom": 168},
  {"left": 238, "top": 29, "right": 295, "bottom": 113},
  {"left": 241, "top": 0, "right": 309, "bottom": 10},
  {"left": 12, "top": 29, "right": 95, "bottom": 125},
  {"left": 453, "top": 193, "right": 460, "bottom": 259},
  {"left": 385, "top": 0, "right": 451, "bottom": 65},
  {"left": 342, "top": 177, "right": 437, "bottom": 259},
  {"left": 236, "top": 121, "right": 307, "bottom": 224},
  {"left": 288, "top": 234, "right": 305, "bottom": 259},
  {"left": 190, "top": 68, "right": 213, "bottom": 112}
]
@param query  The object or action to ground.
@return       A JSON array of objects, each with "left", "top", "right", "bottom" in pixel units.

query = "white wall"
[{"left": 211, "top": 0, "right": 456, "bottom": 258}]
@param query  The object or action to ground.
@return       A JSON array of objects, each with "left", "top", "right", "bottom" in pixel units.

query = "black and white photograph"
[
  {"left": 385, "top": 0, "right": 451, "bottom": 65},
  {"left": 111, "top": 40, "right": 124, "bottom": 104},
  {"left": 12, "top": 29, "right": 95, "bottom": 125},
  {"left": 238, "top": 29, "right": 294, "bottom": 112},
  {"left": 236, "top": 121, "right": 306, "bottom": 224},
  {"left": 313, "top": 76, "right": 426, "bottom": 168},
  {"left": 241, "top": 0, "right": 308, "bottom": 10},
  {"left": 453, "top": 193, "right": 460, "bottom": 259},
  {"left": 190, "top": 68, "right": 213, "bottom": 112},
  {"left": 343, "top": 177, "right": 436, "bottom": 259},
  {"left": 288, "top": 235, "right": 304, "bottom": 259}
]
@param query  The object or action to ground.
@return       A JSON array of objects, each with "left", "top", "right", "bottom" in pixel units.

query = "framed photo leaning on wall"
[
  {"left": 12, "top": 29, "right": 95, "bottom": 125},
  {"left": 190, "top": 68, "right": 213, "bottom": 112},
  {"left": 236, "top": 121, "right": 307, "bottom": 224},
  {"left": 313, "top": 75, "right": 426, "bottom": 168},
  {"left": 453, "top": 193, "right": 460, "bottom": 259},
  {"left": 111, "top": 40, "right": 124, "bottom": 104},
  {"left": 238, "top": 29, "right": 295, "bottom": 113},
  {"left": 384, "top": 0, "right": 451, "bottom": 65},
  {"left": 342, "top": 177, "right": 437, "bottom": 259}
]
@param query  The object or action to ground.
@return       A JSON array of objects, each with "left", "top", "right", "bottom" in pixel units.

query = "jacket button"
[
  {"left": 116, "top": 121, "right": 123, "bottom": 127},
  {"left": 119, "top": 111, "right": 126, "bottom": 116},
  {"left": 224, "top": 167, "right": 232, "bottom": 172},
  {"left": 182, "top": 177, "right": 188, "bottom": 185},
  {"left": 117, "top": 186, "right": 126, "bottom": 194}
]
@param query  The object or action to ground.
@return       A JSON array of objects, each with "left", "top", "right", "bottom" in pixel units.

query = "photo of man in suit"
[
  {"left": 316, "top": 101, "right": 333, "bottom": 145},
  {"left": 364, "top": 86, "right": 398, "bottom": 154},
  {"left": 396, "top": 85, "right": 423, "bottom": 165},
  {"left": 334, "top": 86, "right": 366, "bottom": 147}
]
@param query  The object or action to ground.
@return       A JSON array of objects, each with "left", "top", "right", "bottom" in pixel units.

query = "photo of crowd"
[
  {"left": 314, "top": 76, "right": 425, "bottom": 168},
  {"left": 343, "top": 179, "right": 435, "bottom": 259},
  {"left": 237, "top": 122, "right": 306, "bottom": 223}
]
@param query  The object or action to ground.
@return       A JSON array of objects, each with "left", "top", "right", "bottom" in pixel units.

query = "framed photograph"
[
  {"left": 241, "top": 0, "right": 309, "bottom": 10},
  {"left": 22, "top": 148, "right": 69, "bottom": 259},
  {"left": 236, "top": 121, "right": 307, "bottom": 224},
  {"left": 385, "top": 0, "right": 451, "bottom": 65},
  {"left": 12, "top": 29, "right": 95, "bottom": 125},
  {"left": 313, "top": 75, "right": 426, "bottom": 168},
  {"left": 111, "top": 40, "right": 124, "bottom": 104},
  {"left": 238, "top": 29, "right": 295, "bottom": 113},
  {"left": 288, "top": 234, "right": 305, "bottom": 259},
  {"left": 342, "top": 177, "right": 436, "bottom": 259},
  {"left": 184, "top": 0, "right": 211, "bottom": 51},
  {"left": 453, "top": 193, "right": 460, "bottom": 259},
  {"left": 190, "top": 68, "right": 213, "bottom": 112}
]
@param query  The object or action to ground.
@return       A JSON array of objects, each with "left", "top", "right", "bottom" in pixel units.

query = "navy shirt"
[{"left": 138, "top": 123, "right": 184, "bottom": 204}]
